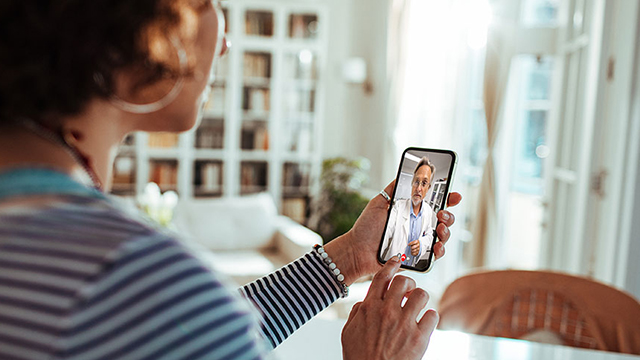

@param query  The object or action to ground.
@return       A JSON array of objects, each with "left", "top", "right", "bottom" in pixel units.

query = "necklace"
[{"left": 16, "top": 118, "right": 103, "bottom": 191}]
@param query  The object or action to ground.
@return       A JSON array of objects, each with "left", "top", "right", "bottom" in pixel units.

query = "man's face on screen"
[{"left": 411, "top": 165, "right": 432, "bottom": 207}]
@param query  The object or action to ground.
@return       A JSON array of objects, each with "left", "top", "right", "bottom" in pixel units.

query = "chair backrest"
[{"left": 437, "top": 270, "right": 640, "bottom": 354}]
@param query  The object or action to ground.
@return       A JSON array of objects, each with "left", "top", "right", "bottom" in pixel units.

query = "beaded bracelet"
[{"left": 313, "top": 244, "right": 349, "bottom": 298}]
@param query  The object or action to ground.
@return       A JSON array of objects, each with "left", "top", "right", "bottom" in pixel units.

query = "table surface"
[{"left": 272, "top": 317, "right": 640, "bottom": 360}]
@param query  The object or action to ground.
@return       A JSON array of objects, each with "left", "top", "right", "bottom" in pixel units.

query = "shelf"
[
  {"left": 281, "top": 153, "right": 314, "bottom": 163},
  {"left": 149, "top": 159, "right": 178, "bottom": 193},
  {"left": 240, "top": 120, "right": 269, "bottom": 151},
  {"left": 281, "top": 122, "right": 313, "bottom": 153},
  {"left": 195, "top": 119, "right": 224, "bottom": 149},
  {"left": 112, "top": 1, "right": 326, "bottom": 225},
  {"left": 240, "top": 161, "right": 268, "bottom": 194},
  {"left": 203, "top": 86, "right": 226, "bottom": 114},
  {"left": 284, "top": 79, "right": 317, "bottom": 90},
  {"left": 283, "top": 51, "right": 318, "bottom": 81},
  {"left": 147, "top": 148, "right": 181, "bottom": 159},
  {"left": 242, "top": 111, "right": 270, "bottom": 121},
  {"left": 245, "top": 10, "right": 274, "bottom": 37},
  {"left": 242, "top": 86, "right": 270, "bottom": 113},
  {"left": 240, "top": 150, "right": 269, "bottom": 161},
  {"left": 112, "top": 155, "right": 136, "bottom": 195},
  {"left": 243, "top": 77, "right": 271, "bottom": 87},
  {"left": 194, "top": 149, "right": 225, "bottom": 159},
  {"left": 194, "top": 160, "right": 223, "bottom": 197},
  {"left": 283, "top": 89, "right": 315, "bottom": 113},
  {"left": 282, "top": 196, "right": 309, "bottom": 224},
  {"left": 283, "top": 162, "right": 310, "bottom": 187},
  {"left": 240, "top": 185, "right": 268, "bottom": 195},
  {"left": 202, "top": 111, "right": 225, "bottom": 119},
  {"left": 194, "top": 188, "right": 224, "bottom": 198},
  {"left": 244, "top": 52, "right": 272, "bottom": 79},
  {"left": 110, "top": 185, "right": 136, "bottom": 197},
  {"left": 282, "top": 112, "right": 314, "bottom": 123},
  {"left": 288, "top": 13, "right": 319, "bottom": 39},
  {"left": 282, "top": 186, "right": 310, "bottom": 197},
  {"left": 148, "top": 132, "right": 180, "bottom": 148}
]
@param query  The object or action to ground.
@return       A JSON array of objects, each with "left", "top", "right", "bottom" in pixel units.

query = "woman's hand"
[
  {"left": 342, "top": 257, "right": 438, "bottom": 360},
  {"left": 325, "top": 181, "right": 462, "bottom": 285}
]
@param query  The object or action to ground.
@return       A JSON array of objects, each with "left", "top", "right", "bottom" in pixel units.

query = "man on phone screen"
[{"left": 381, "top": 157, "right": 438, "bottom": 267}]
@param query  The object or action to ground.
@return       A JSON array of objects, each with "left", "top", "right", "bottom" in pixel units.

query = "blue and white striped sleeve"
[
  {"left": 240, "top": 252, "right": 344, "bottom": 349},
  {"left": 60, "top": 235, "right": 267, "bottom": 360}
]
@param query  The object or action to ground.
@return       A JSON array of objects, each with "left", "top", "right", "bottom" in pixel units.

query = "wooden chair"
[{"left": 437, "top": 270, "right": 640, "bottom": 354}]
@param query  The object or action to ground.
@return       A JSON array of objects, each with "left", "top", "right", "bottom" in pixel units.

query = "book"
[
  {"left": 240, "top": 162, "right": 268, "bottom": 192},
  {"left": 149, "top": 161, "right": 178, "bottom": 190},
  {"left": 201, "top": 162, "right": 221, "bottom": 192},
  {"left": 245, "top": 11, "right": 274, "bottom": 37},
  {"left": 244, "top": 53, "right": 271, "bottom": 78},
  {"left": 283, "top": 198, "right": 307, "bottom": 224},
  {"left": 112, "top": 157, "right": 135, "bottom": 185},
  {"left": 149, "top": 133, "right": 179, "bottom": 148}
]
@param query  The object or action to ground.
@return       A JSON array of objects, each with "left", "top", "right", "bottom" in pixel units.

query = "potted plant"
[{"left": 309, "top": 157, "right": 371, "bottom": 244}]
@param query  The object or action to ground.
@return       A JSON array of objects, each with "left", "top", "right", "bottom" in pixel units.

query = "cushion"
[{"left": 174, "top": 192, "right": 278, "bottom": 251}]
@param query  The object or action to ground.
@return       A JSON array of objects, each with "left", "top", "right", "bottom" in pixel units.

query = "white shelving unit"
[{"left": 112, "top": 0, "right": 328, "bottom": 224}]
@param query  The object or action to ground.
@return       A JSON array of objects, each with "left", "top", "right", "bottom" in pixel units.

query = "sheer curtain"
[
  {"left": 385, "top": 0, "right": 494, "bottom": 169},
  {"left": 384, "top": 0, "right": 495, "bottom": 290},
  {"left": 383, "top": 0, "right": 412, "bottom": 180},
  {"left": 468, "top": 1, "right": 516, "bottom": 267},
  {"left": 385, "top": 1, "right": 467, "bottom": 161}
]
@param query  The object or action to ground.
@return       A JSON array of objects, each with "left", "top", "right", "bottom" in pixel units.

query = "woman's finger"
[
  {"left": 403, "top": 288, "right": 430, "bottom": 319},
  {"left": 374, "top": 180, "right": 396, "bottom": 208},
  {"left": 433, "top": 242, "right": 445, "bottom": 260},
  {"left": 418, "top": 309, "right": 439, "bottom": 335},
  {"left": 447, "top": 192, "right": 462, "bottom": 207},
  {"left": 385, "top": 275, "right": 416, "bottom": 305},
  {"left": 436, "top": 223, "right": 450, "bottom": 243},
  {"left": 437, "top": 210, "right": 455, "bottom": 227},
  {"left": 365, "top": 256, "right": 401, "bottom": 301}
]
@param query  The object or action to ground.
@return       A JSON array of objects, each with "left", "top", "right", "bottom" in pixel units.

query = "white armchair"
[{"left": 172, "top": 193, "right": 322, "bottom": 286}]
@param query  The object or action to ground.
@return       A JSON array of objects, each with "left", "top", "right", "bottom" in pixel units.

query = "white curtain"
[
  {"left": 383, "top": 0, "right": 411, "bottom": 179},
  {"left": 384, "top": 0, "right": 494, "bottom": 285},
  {"left": 384, "top": 0, "right": 491, "bottom": 174},
  {"left": 469, "top": 0, "right": 516, "bottom": 267},
  {"left": 385, "top": 0, "right": 516, "bottom": 270},
  {"left": 389, "top": 1, "right": 463, "bottom": 153}
]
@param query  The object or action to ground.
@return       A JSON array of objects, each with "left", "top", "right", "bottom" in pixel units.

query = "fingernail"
[
  {"left": 442, "top": 213, "right": 450, "bottom": 221},
  {"left": 389, "top": 255, "right": 400, "bottom": 263}
]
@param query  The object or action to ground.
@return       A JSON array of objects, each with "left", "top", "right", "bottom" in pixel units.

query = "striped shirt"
[{"left": 0, "top": 168, "right": 343, "bottom": 360}]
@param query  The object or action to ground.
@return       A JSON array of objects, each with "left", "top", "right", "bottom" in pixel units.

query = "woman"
[{"left": 0, "top": 1, "right": 461, "bottom": 359}]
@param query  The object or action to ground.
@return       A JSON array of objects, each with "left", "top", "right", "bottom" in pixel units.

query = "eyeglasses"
[
  {"left": 212, "top": 0, "right": 230, "bottom": 58},
  {"left": 412, "top": 179, "right": 430, "bottom": 188},
  {"left": 206, "top": 1, "right": 231, "bottom": 86}
]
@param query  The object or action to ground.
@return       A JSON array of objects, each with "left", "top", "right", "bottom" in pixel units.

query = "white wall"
[
  {"left": 627, "top": 149, "right": 640, "bottom": 300},
  {"left": 623, "top": 2, "right": 640, "bottom": 300},
  {"left": 322, "top": 0, "right": 390, "bottom": 191}
]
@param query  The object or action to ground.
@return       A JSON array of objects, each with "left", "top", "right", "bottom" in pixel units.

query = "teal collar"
[{"left": 0, "top": 168, "right": 106, "bottom": 201}]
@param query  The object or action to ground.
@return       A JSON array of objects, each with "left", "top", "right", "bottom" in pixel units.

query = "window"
[
  {"left": 504, "top": 55, "right": 555, "bottom": 269},
  {"left": 520, "top": 0, "right": 560, "bottom": 27},
  {"left": 511, "top": 56, "right": 553, "bottom": 195}
]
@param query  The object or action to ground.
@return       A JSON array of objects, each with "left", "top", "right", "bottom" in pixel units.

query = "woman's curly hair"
[{"left": 0, "top": 0, "right": 198, "bottom": 124}]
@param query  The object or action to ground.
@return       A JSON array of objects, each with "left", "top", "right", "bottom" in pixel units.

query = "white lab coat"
[{"left": 380, "top": 198, "right": 437, "bottom": 265}]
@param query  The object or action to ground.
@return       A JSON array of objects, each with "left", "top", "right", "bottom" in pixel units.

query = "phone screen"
[{"left": 378, "top": 148, "right": 457, "bottom": 272}]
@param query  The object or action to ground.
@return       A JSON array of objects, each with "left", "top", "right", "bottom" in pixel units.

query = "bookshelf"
[{"left": 112, "top": 0, "right": 328, "bottom": 225}]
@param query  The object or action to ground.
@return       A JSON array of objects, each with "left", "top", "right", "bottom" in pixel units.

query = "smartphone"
[{"left": 378, "top": 147, "right": 457, "bottom": 272}]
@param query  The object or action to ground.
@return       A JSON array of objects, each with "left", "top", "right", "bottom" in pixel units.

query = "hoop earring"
[{"left": 109, "top": 36, "right": 187, "bottom": 114}]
